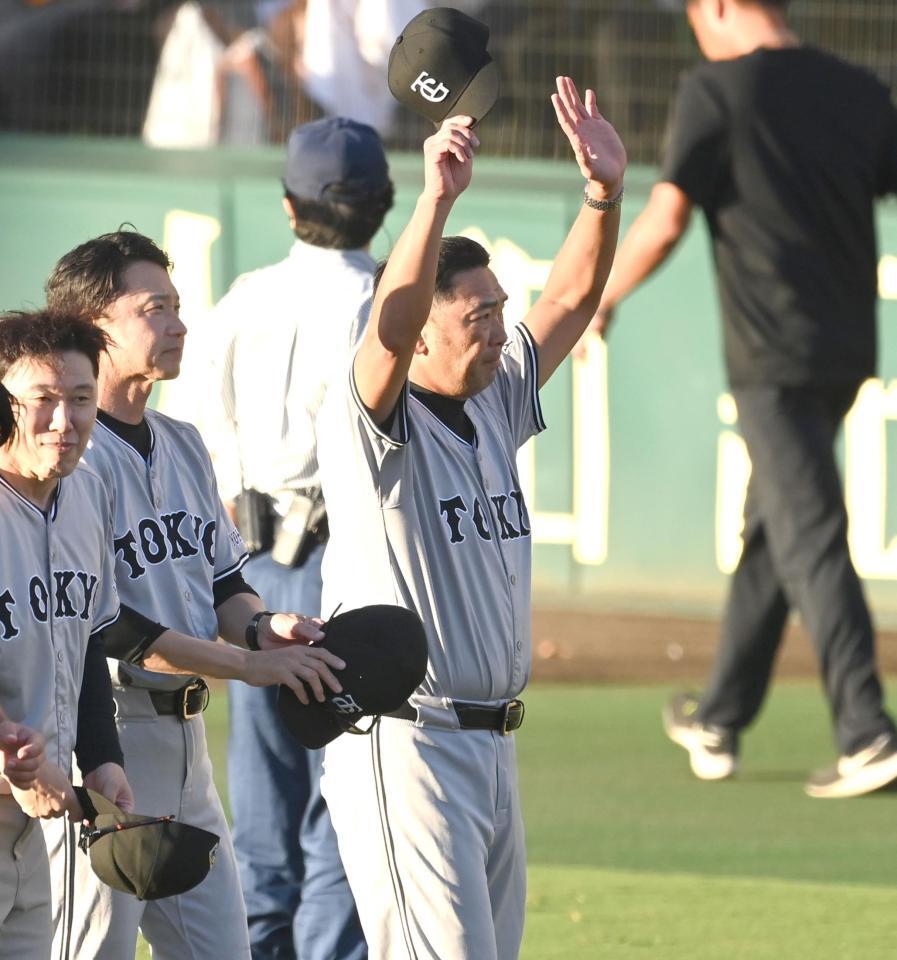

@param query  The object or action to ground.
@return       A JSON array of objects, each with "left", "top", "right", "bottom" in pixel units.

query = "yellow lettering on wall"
[
  {"left": 845, "top": 379, "right": 897, "bottom": 579},
  {"left": 879, "top": 255, "right": 897, "bottom": 300},
  {"left": 715, "top": 393, "right": 750, "bottom": 574},
  {"left": 156, "top": 210, "right": 221, "bottom": 423}
]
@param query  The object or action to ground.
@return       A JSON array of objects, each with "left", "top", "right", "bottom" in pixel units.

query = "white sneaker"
[
  {"left": 663, "top": 692, "right": 738, "bottom": 781},
  {"left": 804, "top": 733, "right": 897, "bottom": 798}
]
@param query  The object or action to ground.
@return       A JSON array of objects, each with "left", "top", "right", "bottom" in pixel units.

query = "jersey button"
[
  {"left": 56, "top": 651, "right": 63, "bottom": 662},
  {"left": 516, "top": 641, "right": 522, "bottom": 652},
  {"left": 509, "top": 574, "right": 517, "bottom": 586},
  {"left": 184, "top": 590, "right": 192, "bottom": 602}
]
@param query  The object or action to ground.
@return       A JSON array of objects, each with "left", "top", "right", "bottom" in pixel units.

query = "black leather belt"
[
  {"left": 388, "top": 698, "right": 525, "bottom": 735},
  {"left": 148, "top": 678, "right": 210, "bottom": 721}
]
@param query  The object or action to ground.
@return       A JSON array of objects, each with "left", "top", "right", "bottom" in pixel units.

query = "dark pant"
[
  {"left": 698, "top": 382, "right": 896, "bottom": 756},
  {"left": 229, "top": 549, "right": 365, "bottom": 960}
]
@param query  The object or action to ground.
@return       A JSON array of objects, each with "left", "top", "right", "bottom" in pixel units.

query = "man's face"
[
  {"left": 100, "top": 260, "right": 185, "bottom": 383},
  {"left": 416, "top": 267, "right": 509, "bottom": 399},
  {"left": 1, "top": 351, "right": 98, "bottom": 482}
]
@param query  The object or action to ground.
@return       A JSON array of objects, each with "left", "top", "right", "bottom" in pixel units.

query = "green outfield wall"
[{"left": 3, "top": 135, "right": 897, "bottom": 621}]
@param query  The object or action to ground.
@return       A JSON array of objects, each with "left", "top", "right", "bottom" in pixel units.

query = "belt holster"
[
  {"left": 234, "top": 488, "right": 276, "bottom": 555},
  {"left": 271, "top": 488, "right": 328, "bottom": 569}
]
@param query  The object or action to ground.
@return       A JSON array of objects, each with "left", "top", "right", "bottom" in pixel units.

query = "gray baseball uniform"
[
  {"left": 317, "top": 323, "right": 545, "bottom": 959},
  {"left": 45, "top": 409, "right": 251, "bottom": 960},
  {"left": 0, "top": 466, "right": 119, "bottom": 960}
]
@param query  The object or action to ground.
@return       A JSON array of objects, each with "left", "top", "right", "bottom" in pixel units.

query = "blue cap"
[{"left": 283, "top": 117, "right": 391, "bottom": 202}]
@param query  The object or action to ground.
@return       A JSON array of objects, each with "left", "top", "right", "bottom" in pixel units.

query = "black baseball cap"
[
  {"left": 276, "top": 604, "right": 429, "bottom": 749},
  {"left": 387, "top": 7, "right": 499, "bottom": 126},
  {"left": 74, "top": 787, "right": 220, "bottom": 902},
  {"left": 283, "top": 117, "right": 391, "bottom": 202}
]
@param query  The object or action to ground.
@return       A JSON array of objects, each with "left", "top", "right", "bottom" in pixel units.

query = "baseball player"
[
  {"left": 42, "top": 230, "right": 346, "bottom": 960},
  {"left": 0, "top": 310, "right": 131, "bottom": 960},
  {"left": 202, "top": 116, "right": 393, "bottom": 960},
  {"left": 315, "top": 78, "right": 626, "bottom": 959}
]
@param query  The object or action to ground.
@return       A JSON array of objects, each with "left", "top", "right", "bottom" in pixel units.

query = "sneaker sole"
[
  {"left": 662, "top": 705, "right": 737, "bottom": 781},
  {"left": 804, "top": 751, "right": 897, "bottom": 799}
]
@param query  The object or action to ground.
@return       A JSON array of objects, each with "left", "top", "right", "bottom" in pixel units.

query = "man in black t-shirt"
[{"left": 592, "top": 0, "right": 897, "bottom": 798}]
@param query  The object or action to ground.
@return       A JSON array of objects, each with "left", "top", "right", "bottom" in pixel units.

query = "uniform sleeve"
[
  {"left": 348, "top": 353, "right": 411, "bottom": 456},
  {"left": 488, "top": 323, "right": 546, "bottom": 450},
  {"left": 660, "top": 69, "right": 728, "bottom": 209},
  {"left": 211, "top": 467, "right": 250, "bottom": 581},
  {"left": 90, "top": 509, "right": 120, "bottom": 637}
]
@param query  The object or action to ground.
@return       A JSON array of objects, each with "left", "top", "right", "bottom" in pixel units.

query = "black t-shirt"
[{"left": 662, "top": 46, "right": 897, "bottom": 387}]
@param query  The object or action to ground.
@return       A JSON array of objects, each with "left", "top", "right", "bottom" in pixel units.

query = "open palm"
[{"left": 552, "top": 76, "right": 627, "bottom": 191}]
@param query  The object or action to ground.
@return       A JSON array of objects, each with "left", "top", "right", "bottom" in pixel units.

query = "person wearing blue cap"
[{"left": 203, "top": 116, "right": 394, "bottom": 960}]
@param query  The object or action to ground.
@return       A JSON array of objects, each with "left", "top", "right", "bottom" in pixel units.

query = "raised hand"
[
  {"left": 423, "top": 115, "right": 480, "bottom": 203},
  {"left": 551, "top": 76, "right": 627, "bottom": 197}
]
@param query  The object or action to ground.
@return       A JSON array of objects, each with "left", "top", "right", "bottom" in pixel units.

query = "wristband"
[
  {"left": 583, "top": 184, "right": 624, "bottom": 211},
  {"left": 245, "top": 611, "right": 273, "bottom": 651}
]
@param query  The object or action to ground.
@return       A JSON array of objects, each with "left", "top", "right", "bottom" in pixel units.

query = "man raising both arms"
[{"left": 316, "top": 77, "right": 625, "bottom": 959}]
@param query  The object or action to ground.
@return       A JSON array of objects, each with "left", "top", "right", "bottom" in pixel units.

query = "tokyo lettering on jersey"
[
  {"left": 0, "top": 465, "right": 119, "bottom": 771},
  {"left": 318, "top": 323, "right": 545, "bottom": 705},
  {"left": 81, "top": 409, "right": 248, "bottom": 690}
]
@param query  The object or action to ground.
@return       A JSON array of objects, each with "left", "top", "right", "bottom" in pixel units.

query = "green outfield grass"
[{"left": 138, "top": 682, "right": 897, "bottom": 959}]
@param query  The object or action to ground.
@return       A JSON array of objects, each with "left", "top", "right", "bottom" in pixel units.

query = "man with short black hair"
[
  {"left": 203, "top": 115, "right": 393, "bottom": 960},
  {"left": 316, "top": 78, "right": 625, "bottom": 959},
  {"left": 44, "top": 230, "right": 346, "bottom": 959},
  {"left": 0, "top": 309, "right": 129, "bottom": 959},
  {"left": 591, "top": 0, "right": 897, "bottom": 798}
]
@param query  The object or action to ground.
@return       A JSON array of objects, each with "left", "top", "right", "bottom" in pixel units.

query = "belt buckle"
[
  {"left": 179, "top": 678, "right": 209, "bottom": 721},
  {"left": 500, "top": 699, "right": 525, "bottom": 735}
]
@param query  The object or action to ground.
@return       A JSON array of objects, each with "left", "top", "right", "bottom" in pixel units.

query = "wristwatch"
[
  {"left": 245, "top": 610, "right": 273, "bottom": 651},
  {"left": 583, "top": 183, "right": 624, "bottom": 211}
]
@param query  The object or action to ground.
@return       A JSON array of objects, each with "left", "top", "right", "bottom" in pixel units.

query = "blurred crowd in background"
[{"left": 1, "top": 0, "right": 896, "bottom": 165}]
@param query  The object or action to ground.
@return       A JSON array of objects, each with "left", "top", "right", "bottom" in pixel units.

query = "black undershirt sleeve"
[
  {"left": 100, "top": 604, "right": 167, "bottom": 665},
  {"left": 75, "top": 632, "right": 124, "bottom": 775},
  {"left": 214, "top": 570, "right": 259, "bottom": 608}
]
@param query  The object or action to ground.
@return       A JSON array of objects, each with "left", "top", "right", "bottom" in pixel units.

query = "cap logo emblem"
[
  {"left": 331, "top": 694, "right": 364, "bottom": 715},
  {"left": 411, "top": 71, "right": 449, "bottom": 104}
]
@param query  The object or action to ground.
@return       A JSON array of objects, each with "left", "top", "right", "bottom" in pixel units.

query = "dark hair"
[
  {"left": 0, "top": 309, "right": 109, "bottom": 380},
  {"left": 45, "top": 229, "right": 172, "bottom": 321},
  {"left": 0, "top": 383, "right": 14, "bottom": 445},
  {"left": 373, "top": 235, "right": 491, "bottom": 302},
  {"left": 285, "top": 185, "right": 395, "bottom": 250}
]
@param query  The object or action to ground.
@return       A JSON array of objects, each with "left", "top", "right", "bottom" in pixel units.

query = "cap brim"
[
  {"left": 276, "top": 685, "right": 348, "bottom": 749},
  {"left": 452, "top": 59, "right": 499, "bottom": 126}
]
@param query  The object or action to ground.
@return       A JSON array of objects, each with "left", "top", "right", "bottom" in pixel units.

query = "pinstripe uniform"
[
  {"left": 0, "top": 465, "right": 119, "bottom": 960},
  {"left": 316, "top": 324, "right": 545, "bottom": 960},
  {"left": 45, "top": 409, "right": 251, "bottom": 960}
]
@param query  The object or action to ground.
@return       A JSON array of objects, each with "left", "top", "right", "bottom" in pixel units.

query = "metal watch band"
[{"left": 583, "top": 184, "right": 624, "bottom": 211}]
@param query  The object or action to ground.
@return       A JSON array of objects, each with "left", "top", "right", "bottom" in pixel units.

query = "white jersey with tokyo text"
[
  {"left": 318, "top": 323, "right": 545, "bottom": 705},
  {"left": 0, "top": 466, "right": 119, "bottom": 773},
  {"left": 81, "top": 409, "right": 248, "bottom": 689}
]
